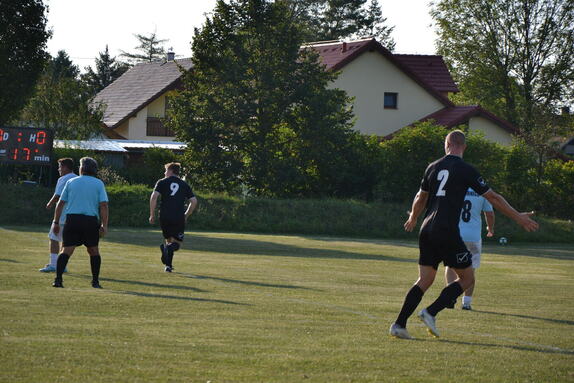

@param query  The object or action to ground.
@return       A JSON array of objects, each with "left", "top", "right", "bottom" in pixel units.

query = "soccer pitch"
[{"left": 1, "top": 226, "right": 573, "bottom": 382}]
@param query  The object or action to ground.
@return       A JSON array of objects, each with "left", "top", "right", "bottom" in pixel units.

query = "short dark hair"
[
  {"left": 80, "top": 157, "right": 98, "bottom": 176},
  {"left": 165, "top": 162, "right": 181, "bottom": 175},
  {"left": 447, "top": 130, "right": 466, "bottom": 147},
  {"left": 58, "top": 158, "right": 74, "bottom": 171}
]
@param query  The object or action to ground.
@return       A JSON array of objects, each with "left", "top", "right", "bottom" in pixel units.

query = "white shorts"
[
  {"left": 464, "top": 240, "right": 482, "bottom": 269},
  {"left": 48, "top": 223, "right": 65, "bottom": 242}
]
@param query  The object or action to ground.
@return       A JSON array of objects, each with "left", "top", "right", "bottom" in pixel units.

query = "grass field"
[{"left": 1, "top": 226, "right": 573, "bottom": 382}]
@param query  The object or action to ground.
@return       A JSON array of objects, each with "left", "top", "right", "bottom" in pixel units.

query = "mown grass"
[{"left": 0, "top": 226, "right": 573, "bottom": 383}]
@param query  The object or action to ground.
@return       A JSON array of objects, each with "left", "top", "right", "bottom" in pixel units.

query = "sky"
[{"left": 45, "top": 0, "right": 438, "bottom": 71}]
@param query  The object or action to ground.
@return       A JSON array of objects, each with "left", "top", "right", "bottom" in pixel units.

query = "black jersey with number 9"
[
  {"left": 154, "top": 176, "right": 195, "bottom": 220},
  {"left": 419, "top": 155, "right": 490, "bottom": 235}
]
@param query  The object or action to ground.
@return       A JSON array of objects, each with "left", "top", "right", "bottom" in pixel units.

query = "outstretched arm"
[
  {"left": 404, "top": 190, "right": 428, "bottom": 232},
  {"left": 483, "top": 190, "right": 538, "bottom": 232},
  {"left": 149, "top": 191, "right": 160, "bottom": 224}
]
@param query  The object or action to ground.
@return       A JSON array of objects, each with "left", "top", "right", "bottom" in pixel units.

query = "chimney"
[
  {"left": 166, "top": 49, "right": 175, "bottom": 61},
  {"left": 341, "top": 41, "right": 347, "bottom": 53}
]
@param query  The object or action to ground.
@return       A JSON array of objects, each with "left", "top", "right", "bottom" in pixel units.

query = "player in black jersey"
[
  {"left": 149, "top": 162, "right": 198, "bottom": 272},
  {"left": 390, "top": 130, "right": 538, "bottom": 339}
]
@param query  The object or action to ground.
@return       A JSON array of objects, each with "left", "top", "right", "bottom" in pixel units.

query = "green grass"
[{"left": 1, "top": 226, "right": 573, "bottom": 382}]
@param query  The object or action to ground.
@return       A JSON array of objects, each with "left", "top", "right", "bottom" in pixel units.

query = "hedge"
[{"left": 1, "top": 183, "right": 572, "bottom": 243}]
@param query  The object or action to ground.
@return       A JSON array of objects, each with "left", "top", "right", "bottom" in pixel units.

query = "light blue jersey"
[
  {"left": 60, "top": 175, "right": 108, "bottom": 219},
  {"left": 459, "top": 188, "right": 493, "bottom": 242},
  {"left": 54, "top": 172, "right": 77, "bottom": 224}
]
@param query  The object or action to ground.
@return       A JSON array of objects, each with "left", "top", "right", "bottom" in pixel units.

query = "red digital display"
[{"left": 0, "top": 127, "right": 54, "bottom": 164}]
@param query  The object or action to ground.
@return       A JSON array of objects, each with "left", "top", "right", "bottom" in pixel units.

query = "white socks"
[
  {"left": 462, "top": 296, "right": 472, "bottom": 306},
  {"left": 50, "top": 253, "right": 58, "bottom": 267}
]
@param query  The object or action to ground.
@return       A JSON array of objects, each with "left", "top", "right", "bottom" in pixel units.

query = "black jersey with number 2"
[
  {"left": 154, "top": 176, "right": 194, "bottom": 220},
  {"left": 420, "top": 155, "right": 490, "bottom": 236}
]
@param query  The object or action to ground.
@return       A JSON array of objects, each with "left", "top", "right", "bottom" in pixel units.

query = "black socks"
[
  {"left": 90, "top": 255, "right": 101, "bottom": 282},
  {"left": 395, "top": 285, "right": 424, "bottom": 328},
  {"left": 426, "top": 282, "right": 464, "bottom": 317},
  {"left": 55, "top": 253, "right": 70, "bottom": 280},
  {"left": 166, "top": 242, "right": 180, "bottom": 267}
]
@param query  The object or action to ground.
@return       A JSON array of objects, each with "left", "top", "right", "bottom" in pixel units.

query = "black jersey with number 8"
[
  {"left": 419, "top": 155, "right": 490, "bottom": 235},
  {"left": 154, "top": 176, "right": 194, "bottom": 220}
]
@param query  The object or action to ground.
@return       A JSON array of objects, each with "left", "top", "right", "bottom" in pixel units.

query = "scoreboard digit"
[{"left": 0, "top": 127, "right": 54, "bottom": 165}]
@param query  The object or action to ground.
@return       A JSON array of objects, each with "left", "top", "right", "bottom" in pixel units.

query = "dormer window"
[{"left": 384, "top": 92, "right": 398, "bottom": 109}]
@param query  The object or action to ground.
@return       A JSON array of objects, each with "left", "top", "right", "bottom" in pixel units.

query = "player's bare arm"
[
  {"left": 149, "top": 191, "right": 160, "bottom": 224},
  {"left": 185, "top": 196, "right": 198, "bottom": 220},
  {"left": 483, "top": 190, "right": 538, "bottom": 232},
  {"left": 484, "top": 211, "right": 495, "bottom": 237},
  {"left": 46, "top": 194, "right": 60, "bottom": 209},
  {"left": 52, "top": 200, "right": 66, "bottom": 235},
  {"left": 404, "top": 190, "right": 428, "bottom": 232},
  {"left": 99, "top": 202, "right": 109, "bottom": 237}
]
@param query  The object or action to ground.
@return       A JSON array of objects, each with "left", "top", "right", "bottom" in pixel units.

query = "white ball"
[{"left": 499, "top": 237, "right": 508, "bottom": 245}]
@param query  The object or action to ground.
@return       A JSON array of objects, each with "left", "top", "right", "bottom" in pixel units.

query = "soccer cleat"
[
  {"left": 39, "top": 264, "right": 56, "bottom": 273},
  {"left": 91, "top": 280, "right": 102, "bottom": 289},
  {"left": 52, "top": 279, "right": 63, "bottom": 288},
  {"left": 462, "top": 303, "right": 472, "bottom": 311},
  {"left": 164, "top": 265, "right": 173, "bottom": 273},
  {"left": 160, "top": 244, "right": 168, "bottom": 265},
  {"left": 389, "top": 323, "right": 412, "bottom": 340},
  {"left": 418, "top": 309, "right": 440, "bottom": 337}
]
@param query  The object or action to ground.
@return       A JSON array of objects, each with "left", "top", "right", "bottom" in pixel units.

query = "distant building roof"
[
  {"left": 112, "top": 139, "right": 187, "bottom": 150},
  {"left": 304, "top": 38, "right": 456, "bottom": 106},
  {"left": 54, "top": 139, "right": 127, "bottom": 153},
  {"left": 93, "top": 58, "right": 193, "bottom": 129},
  {"left": 420, "top": 105, "right": 519, "bottom": 134}
]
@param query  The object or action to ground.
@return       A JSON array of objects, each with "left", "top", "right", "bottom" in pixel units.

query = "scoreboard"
[{"left": 0, "top": 127, "right": 54, "bottom": 165}]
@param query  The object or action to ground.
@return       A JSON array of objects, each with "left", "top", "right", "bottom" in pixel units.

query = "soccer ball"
[{"left": 499, "top": 237, "right": 508, "bottom": 245}]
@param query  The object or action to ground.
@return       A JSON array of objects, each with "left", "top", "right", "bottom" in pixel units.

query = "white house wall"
[
  {"left": 468, "top": 116, "right": 513, "bottom": 145},
  {"left": 120, "top": 95, "right": 172, "bottom": 141},
  {"left": 331, "top": 51, "right": 445, "bottom": 136}
]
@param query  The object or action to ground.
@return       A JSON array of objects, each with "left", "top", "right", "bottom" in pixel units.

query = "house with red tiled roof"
[
  {"left": 94, "top": 38, "right": 516, "bottom": 145},
  {"left": 305, "top": 38, "right": 516, "bottom": 144},
  {"left": 94, "top": 55, "right": 193, "bottom": 141}
]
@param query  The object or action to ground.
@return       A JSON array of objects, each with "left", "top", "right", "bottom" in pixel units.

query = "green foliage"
[
  {"left": 116, "top": 147, "right": 179, "bottom": 187},
  {"left": 168, "top": 0, "right": 374, "bottom": 198},
  {"left": 287, "top": 0, "right": 395, "bottom": 49},
  {"left": 120, "top": 31, "right": 168, "bottom": 64},
  {"left": 19, "top": 51, "right": 105, "bottom": 139},
  {"left": 0, "top": 0, "right": 51, "bottom": 125},
  {"left": 432, "top": 0, "right": 574, "bottom": 131},
  {"left": 82, "top": 45, "right": 130, "bottom": 95},
  {"left": 376, "top": 122, "right": 447, "bottom": 201}
]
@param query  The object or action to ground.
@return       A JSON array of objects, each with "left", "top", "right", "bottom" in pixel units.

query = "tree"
[
  {"left": 432, "top": 0, "right": 574, "bottom": 131},
  {"left": 0, "top": 0, "right": 51, "bottom": 125},
  {"left": 120, "top": 31, "right": 169, "bottom": 63},
  {"left": 167, "top": 0, "right": 373, "bottom": 197},
  {"left": 286, "top": 0, "right": 395, "bottom": 49},
  {"left": 20, "top": 51, "right": 104, "bottom": 140},
  {"left": 83, "top": 45, "right": 130, "bottom": 94}
]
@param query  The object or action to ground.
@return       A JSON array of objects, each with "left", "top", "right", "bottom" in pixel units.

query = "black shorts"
[
  {"left": 160, "top": 216, "right": 185, "bottom": 241},
  {"left": 418, "top": 229, "right": 472, "bottom": 270},
  {"left": 63, "top": 214, "right": 100, "bottom": 248}
]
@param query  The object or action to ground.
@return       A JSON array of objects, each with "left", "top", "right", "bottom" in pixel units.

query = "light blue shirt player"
[
  {"left": 54, "top": 172, "right": 77, "bottom": 224},
  {"left": 459, "top": 188, "right": 493, "bottom": 242},
  {"left": 60, "top": 176, "right": 108, "bottom": 219}
]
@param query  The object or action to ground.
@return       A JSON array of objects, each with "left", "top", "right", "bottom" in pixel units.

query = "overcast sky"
[{"left": 45, "top": 0, "right": 438, "bottom": 70}]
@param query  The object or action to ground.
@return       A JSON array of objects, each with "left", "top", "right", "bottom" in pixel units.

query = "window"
[
  {"left": 384, "top": 92, "right": 398, "bottom": 109},
  {"left": 146, "top": 117, "right": 175, "bottom": 137}
]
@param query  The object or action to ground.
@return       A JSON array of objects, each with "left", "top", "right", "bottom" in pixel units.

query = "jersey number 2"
[
  {"left": 436, "top": 170, "right": 449, "bottom": 196},
  {"left": 170, "top": 182, "right": 179, "bottom": 196}
]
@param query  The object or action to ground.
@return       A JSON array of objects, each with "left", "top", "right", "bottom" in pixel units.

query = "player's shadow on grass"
[
  {"left": 114, "top": 290, "right": 246, "bottom": 305},
  {"left": 177, "top": 272, "right": 320, "bottom": 291},
  {"left": 0, "top": 258, "right": 20, "bottom": 263},
  {"left": 69, "top": 274, "right": 207, "bottom": 293},
  {"left": 435, "top": 338, "right": 574, "bottom": 355},
  {"left": 474, "top": 309, "right": 574, "bottom": 326}
]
